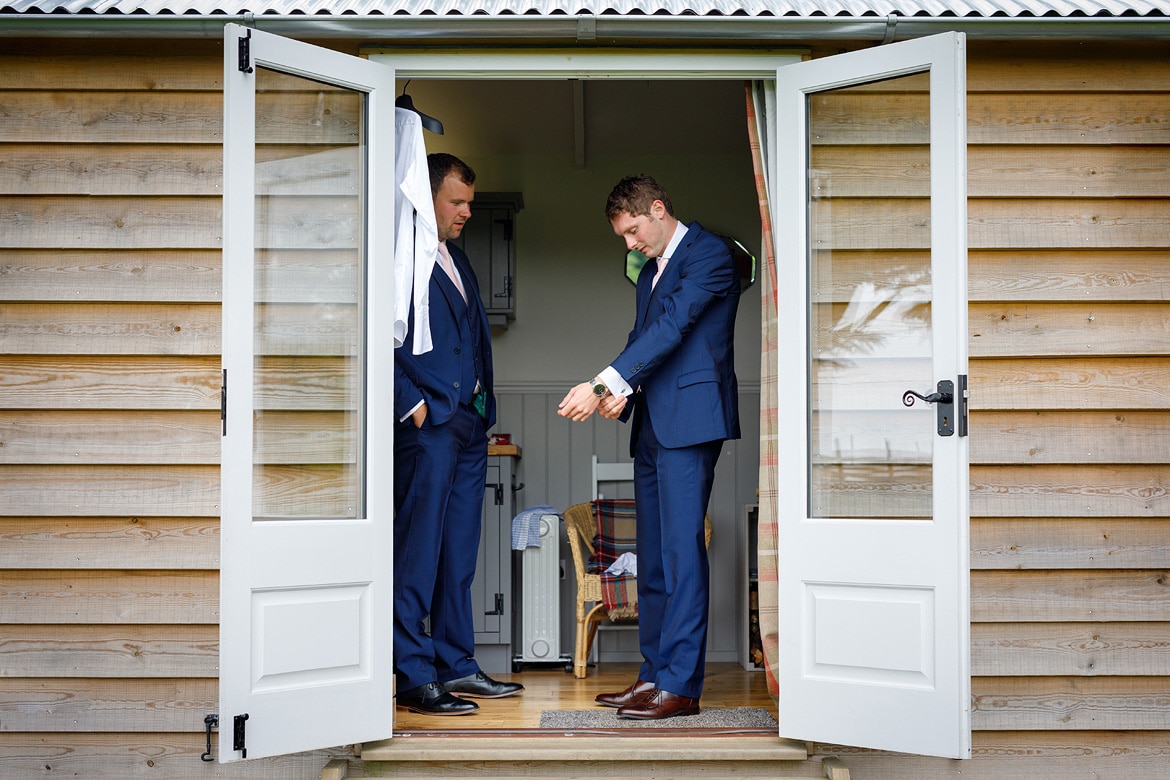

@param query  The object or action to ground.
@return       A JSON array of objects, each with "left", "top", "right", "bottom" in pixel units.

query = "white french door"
[
  {"left": 219, "top": 23, "right": 396, "bottom": 762},
  {"left": 773, "top": 32, "right": 971, "bottom": 758},
  {"left": 219, "top": 28, "right": 970, "bottom": 763}
]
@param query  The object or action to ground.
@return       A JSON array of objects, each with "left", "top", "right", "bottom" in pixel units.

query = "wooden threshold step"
[
  {"left": 350, "top": 734, "right": 850, "bottom": 779},
  {"left": 359, "top": 734, "right": 809, "bottom": 763}
]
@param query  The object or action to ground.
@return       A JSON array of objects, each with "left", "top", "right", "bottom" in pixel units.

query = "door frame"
[{"left": 221, "top": 35, "right": 971, "bottom": 762}]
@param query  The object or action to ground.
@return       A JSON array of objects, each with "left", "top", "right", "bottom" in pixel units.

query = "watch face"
[{"left": 592, "top": 382, "right": 606, "bottom": 397}]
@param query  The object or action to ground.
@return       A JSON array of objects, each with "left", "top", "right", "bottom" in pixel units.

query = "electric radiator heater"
[{"left": 515, "top": 513, "right": 564, "bottom": 665}]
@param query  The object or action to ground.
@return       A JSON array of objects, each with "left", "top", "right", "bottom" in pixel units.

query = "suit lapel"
[
  {"left": 637, "top": 222, "right": 695, "bottom": 327},
  {"left": 433, "top": 261, "right": 467, "bottom": 319}
]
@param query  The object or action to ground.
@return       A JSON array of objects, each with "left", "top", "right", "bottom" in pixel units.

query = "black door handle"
[
  {"left": 902, "top": 380, "right": 956, "bottom": 436},
  {"left": 902, "top": 389, "right": 953, "bottom": 406}
]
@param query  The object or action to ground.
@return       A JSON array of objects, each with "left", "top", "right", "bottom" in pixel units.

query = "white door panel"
[
  {"left": 220, "top": 23, "right": 396, "bottom": 762},
  {"left": 774, "top": 32, "right": 971, "bottom": 758}
]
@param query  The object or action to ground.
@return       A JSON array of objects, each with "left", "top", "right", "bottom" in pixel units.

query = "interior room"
[{"left": 394, "top": 76, "right": 769, "bottom": 727}]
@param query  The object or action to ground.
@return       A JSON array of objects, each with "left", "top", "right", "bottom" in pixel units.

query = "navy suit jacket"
[
  {"left": 394, "top": 242, "right": 496, "bottom": 429},
  {"left": 612, "top": 221, "right": 740, "bottom": 451}
]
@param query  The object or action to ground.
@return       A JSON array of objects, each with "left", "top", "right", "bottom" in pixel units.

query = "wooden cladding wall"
[
  {"left": 961, "top": 42, "right": 1170, "bottom": 743},
  {"left": 1, "top": 36, "right": 1169, "bottom": 779},
  {"left": 0, "top": 42, "right": 352, "bottom": 778}
]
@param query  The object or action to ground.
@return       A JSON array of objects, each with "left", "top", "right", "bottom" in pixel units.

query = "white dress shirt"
[{"left": 393, "top": 107, "right": 437, "bottom": 355}]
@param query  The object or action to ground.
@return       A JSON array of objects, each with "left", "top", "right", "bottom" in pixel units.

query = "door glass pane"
[
  {"left": 252, "top": 67, "right": 366, "bottom": 519},
  {"left": 807, "top": 72, "right": 933, "bottom": 520}
]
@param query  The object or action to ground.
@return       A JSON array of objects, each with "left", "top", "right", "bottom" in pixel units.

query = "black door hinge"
[
  {"left": 486, "top": 592, "right": 504, "bottom": 616},
  {"left": 220, "top": 369, "right": 228, "bottom": 436},
  {"left": 238, "top": 28, "right": 254, "bottom": 74},
  {"left": 493, "top": 483, "right": 504, "bottom": 506},
  {"left": 233, "top": 713, "right": 250, "bottom": 758}
]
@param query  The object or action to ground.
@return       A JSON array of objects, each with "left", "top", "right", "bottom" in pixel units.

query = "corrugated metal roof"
[{"left": 3, "top": 0, "right": 1167, "bottom": 17}]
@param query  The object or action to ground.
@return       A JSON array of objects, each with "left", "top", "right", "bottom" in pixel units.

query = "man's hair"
[
  {"left": 605, "top": 174, "right": 674, "bottom": 222},
  {"left": 427, "top": 153, "right": 476, "bottom": 197}
]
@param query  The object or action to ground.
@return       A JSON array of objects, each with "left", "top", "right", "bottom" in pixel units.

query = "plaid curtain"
[{"left": 745, "top": 81, "right": 780, "bottom": 698}]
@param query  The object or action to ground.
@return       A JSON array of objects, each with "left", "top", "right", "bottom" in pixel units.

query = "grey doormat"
[{"left": 540, "top": 707, "right": 777, "bottom": 730}]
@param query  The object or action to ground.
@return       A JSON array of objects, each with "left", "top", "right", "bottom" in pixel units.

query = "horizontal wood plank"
[
  {"left": 0, "top": 731, "right": 351, "bottom": 779},
  {"left": 808, "top": 145, "right": 1170, "bottom": 198},
  {"left": 970, "top": 302, "right": 1170, "bottom": 358},
  {"left": 969, "top": 145, "right": 1170, "bottom": 198},
  {"left": 0, "top": 91, "right": 359, "bottom": 145},
  {"left": 0, "top": 517, "right": 218, "bottom": 570},
  {"left": 970, "top": 357, "right": 1170, "bottom": 410},
  {"left": 831, "top": 730, "right": 1170, "bottom": 779},
  {"left": 0, "top": 624, "right": 218, "bottom": 678},
  {"left": 0, "top": 409, "right": 353, "bottom": 465},
  {"left": 970, "top": 410, "right": 1170, "bottom": 464},
  {"left": 971, "top": 622, "right": 1170, "bottom": 677},
  {"left": 971, "top": 676, "right": 1170, "bottom": 731},
  {"left": 0, "top": 410, "right": 220, "bottom": 465},
  {"left": 967, "top": 40, "right": 1170, "bottom": 92},
  {"left": 0, "top": 92, "right": 222, "bottom": 144},
  {"left": 0, "top": 303, "right": 220, "bottom": 356},
  {"left": 971, "top": 464, "right": 1170, "bottom": 518},
  {"left": 0, "top": 51, "right": 221, "bottom": 89},
  {"left": 0, "top": 196, "right": 221, "bottom": 249},
  {"left": 0, "top": 678, "right": 215, "bottom": 732},
  {"left": 969, "top": 199, "right": 1170, "bottom": 250},
  {"left": 972, "top": 569, "right": 1170, "bottom": 622},
  {"left": 0, "top": 465, "right": 220, "bottom": 517},
  {"left": 0, "top": 356, "right": 221, "bottom": 410},
  {"left": 0, "top": 145, "right": 223, "bottom": 197},
  {"left": 972, "top": 517, "right": 1170, "bottom": 570},
  {"left": 0, "top": 250, "right": 221, "bottom": 303},
  {"left": 806, "top": 199, "right": 1170, "bottom": 251},
  {"left": 811, "top": 249, "right": 1170, "bottom": 304},
  {"left": 969, "top": 250, "right": 1170, "bottom": 302},
  {"left": 809, "top": 93, "right": 1170, "bottom": 145},
  {"left": 0, "top": 570, "right": 217, "bottom": 625}
]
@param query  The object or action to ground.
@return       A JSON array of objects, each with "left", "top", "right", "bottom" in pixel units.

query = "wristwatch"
[{"left": 589, "top": 378, "right": 608, "bottom": 397}]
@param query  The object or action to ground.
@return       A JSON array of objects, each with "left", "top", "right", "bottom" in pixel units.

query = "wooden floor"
[{"left": 393, "top": 662, "right": 776, "bottom": 731}]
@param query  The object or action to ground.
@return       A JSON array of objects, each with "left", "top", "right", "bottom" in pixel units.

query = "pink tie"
[
  {"left": 651, "top": 256, "right": 669, "bottom": 289},
  {"left": 438, "top": 242, "right": 466, "bottom": 301}
]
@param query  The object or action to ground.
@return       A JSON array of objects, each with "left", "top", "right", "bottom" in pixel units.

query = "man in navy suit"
[
  {"left": 393, "top": 154, "right": 523, "bottom": 716},
  {"left": 559, "top": 174, "right": 740, "bottom": 720}
]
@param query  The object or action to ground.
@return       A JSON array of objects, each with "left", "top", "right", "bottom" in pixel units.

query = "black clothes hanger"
[{"left": 396, "top": 81, "right": 444, "bottom": 135}]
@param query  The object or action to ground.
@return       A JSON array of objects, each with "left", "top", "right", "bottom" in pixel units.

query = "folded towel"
[
  {"left": 605, "top": 551, "right": 638, "bottom": 577},
  {"left": 511, "top": 504, "right": 558, "bottom": 551}
]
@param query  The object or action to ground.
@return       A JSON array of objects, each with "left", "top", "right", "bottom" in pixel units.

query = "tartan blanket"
[
  {"left": 600, "top": 572, "right": 638, "bottom": 620},
  {"left": 588, "top": 499, "right": 639, "bottom": 619}
]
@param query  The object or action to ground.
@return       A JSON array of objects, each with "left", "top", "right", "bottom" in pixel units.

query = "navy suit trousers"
[
  {"left": 632, "top": 408, "right": 722, "bottom": 699},
  {"left": 392, "top": 404, "right": 487, "bottom": 691}
]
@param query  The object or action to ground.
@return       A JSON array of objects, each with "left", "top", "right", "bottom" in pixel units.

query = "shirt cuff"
[
  {"left": 597, "top": 366, "right": 633, "bottom": 398},
  {"left": 400, "top": 399, "right": 425, "bottom": 423}
]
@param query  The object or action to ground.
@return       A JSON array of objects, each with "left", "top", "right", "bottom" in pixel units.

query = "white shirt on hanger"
[{"left": 393, "top": 107, "right": 438, "bottom": 354}]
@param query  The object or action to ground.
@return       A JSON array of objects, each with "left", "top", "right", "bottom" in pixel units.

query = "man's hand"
[
  {"left": 558, "top": 382, "right": 602, "bottom": 422},
  {"left": 411, "top": 402, "right": 428, "bottom": 428},
  {"left": 598, "top": 393, "right": 627, "bottom": 420}
]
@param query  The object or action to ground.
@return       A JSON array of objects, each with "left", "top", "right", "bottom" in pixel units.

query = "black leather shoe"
[
  {"left": 397, "top": 681, "right": 479, "bottom": 715},
  {"left": 442, "top": 671, "right": 524, "bottom": 699}
]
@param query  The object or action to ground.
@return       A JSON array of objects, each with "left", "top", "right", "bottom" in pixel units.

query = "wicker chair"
[{"left": 562, "top": 501, "right": 712, "bottom": 679}]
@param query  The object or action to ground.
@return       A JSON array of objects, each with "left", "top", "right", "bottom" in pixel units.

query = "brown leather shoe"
[
  {"left": 595, "top": 678, "right": 655, "bottom": 708},
  {"left": 617, "top": 689, "right": 700, "bottom": 720}
]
